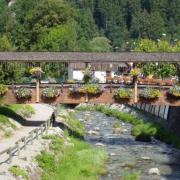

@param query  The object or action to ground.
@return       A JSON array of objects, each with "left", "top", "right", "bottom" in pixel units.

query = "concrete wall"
[
  {"left": 167, "top": 107, "right": 180, "bottom": 137},
  {"left": 132, "top": 104, "right": 169, "bottom": 120},
  {"left": 133, "top": 104, "right": 180, "bottom": 137}
]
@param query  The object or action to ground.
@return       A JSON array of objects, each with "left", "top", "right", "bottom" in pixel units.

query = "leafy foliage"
[
  {"left": 9, "top": 166, "right": 29, "bottom": 180},
  {"left": 41, "top": 87, "right": 60, "bottom": 99},
  {"left": 139, "top": 88, "right": 161, "bottom": 99},
  {"left": 115, "top": 88, "right": 132, "bottom": 99},
  {"left": 0, "top": 84, "right": 8, "bottom": 96},
  {"left": 168, "top": 86, "right": 180, "bottom": 97},
  {"left": 14, "top": 87, "right": 32, "bottom": 99}
]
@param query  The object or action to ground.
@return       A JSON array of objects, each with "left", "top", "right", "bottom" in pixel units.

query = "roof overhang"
[{"left": 0, "top": 52, "right": 179, "bottom": 63}]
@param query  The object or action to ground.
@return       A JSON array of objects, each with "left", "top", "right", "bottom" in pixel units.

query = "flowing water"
[{"left": 76, "top": 109, "right": 180, "bottom": 180}]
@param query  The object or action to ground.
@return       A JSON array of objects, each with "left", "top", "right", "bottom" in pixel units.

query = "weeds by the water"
[
  {"left": 9, "top": 166, "right": 29, "bottom": 180},
  {"left": 76, "top": 104, "right": 180, "bottom": 149},
  {"left": 122, "top": 171, "right": 140, "bottom": 180},
  {"left": 36, "top": 134, "right": 107, "bottom": 180}
]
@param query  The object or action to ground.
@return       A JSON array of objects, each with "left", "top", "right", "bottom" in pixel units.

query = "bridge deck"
[{"left": 3, "top": 84, "right": 180, "bottom": 106}]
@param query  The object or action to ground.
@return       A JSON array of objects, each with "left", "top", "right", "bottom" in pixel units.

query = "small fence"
[{"left": 0, "top": 115, "right": 54, "bottom": 164}]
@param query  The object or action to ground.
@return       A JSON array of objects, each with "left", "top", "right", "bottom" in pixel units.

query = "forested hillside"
[{"left": 0, "top": 0, "right": 179, "bottom": 51}]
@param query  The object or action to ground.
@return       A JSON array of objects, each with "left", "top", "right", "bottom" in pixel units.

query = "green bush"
[
  {"left": 14, "top": 87, "right": 32, "bottom": 99},
  {"left": 131, "top": 123, "right": 157, "bottom": 142},
  {"left": 0, "top": 84, "right": 8, "bottom": 96}
]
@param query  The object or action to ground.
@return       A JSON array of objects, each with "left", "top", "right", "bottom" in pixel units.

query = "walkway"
[{"left": 0, "top": 104, "right": 54, "bottom": 164}]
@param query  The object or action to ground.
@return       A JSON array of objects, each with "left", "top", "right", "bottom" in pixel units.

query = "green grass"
[
  {"left": 122, "top": 171, "right": 140, "bottom": 180},
  {"left": 36, "top": 134, "right": 107, "bottom": 180},
  {"left": 58, "top": 107, "right": 86, "bottom": 137},
  {"left": 0, "top": 114, "right": 16, "bottom": 129},
  {"left": 9, "top": 165, "right": 29, "bottom": 180},
  {"left": 76, "top": 104, "right": 180, "bottom": 149}
]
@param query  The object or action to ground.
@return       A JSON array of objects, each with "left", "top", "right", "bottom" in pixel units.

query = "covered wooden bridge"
[{"left": 0, "top": 52, "right": 180, "bottom": 106}]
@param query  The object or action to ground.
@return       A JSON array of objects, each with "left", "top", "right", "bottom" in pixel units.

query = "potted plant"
[
  {"left": 29, "top": 67, "right": 44, "bottom": 79},
  {"left": 139, "top": 88, "right": 161, "bottom": 100},
  {"left": 130, "top": 68, "right": 141, "bottom": 80},
  {"left": 114, "top": 88, "right": 133, "bottom": 100},
  {"left": 83, "top": 67, "right": 93, "bottom": 84},
  {"left": 84, "top": 84, "right": 103, "bottom": 95},
  {"left": 14, "top": 87, "right": 32, "bottom": 100},
  {"left": 29, "top": 67, "right": 44, "bottom": 103},
  {"left": 0, "top": 84, "right": 8, "bottom": 96},
  {"left": 41, "top": 87, "right": 60, "bottom": 99},
  {"left": 168, "top": 86, "right": 180, "bottom": 98}
]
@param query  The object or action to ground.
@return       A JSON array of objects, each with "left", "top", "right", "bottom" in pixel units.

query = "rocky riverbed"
[{"left": 76, "top": 107, "right": 180, "bottom": 180}]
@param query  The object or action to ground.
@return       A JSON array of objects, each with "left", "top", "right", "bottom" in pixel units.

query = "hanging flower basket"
[
  {"left": 114, "top": 88, "right": 133, "bottom": 100},
  {"left": 70, "top": 84, "right": 103, "bottom": 95},
  {"left": 14, "top": 87, "right": 32, "bottom": 100},
  {"left": 29, "top": 67, "right": 44, "bottom": 79},
  {"left": 139, "top": 88, "right": 161, "bottom": 100},
  {"left": 41, "top": 87, "right": 60, "bottom": 99},
  {"left": 0, "top": 84, "right": 8, "bottom": 96},
  {"left": 167, "top": 86, "right": 180, "bottom": 99}
]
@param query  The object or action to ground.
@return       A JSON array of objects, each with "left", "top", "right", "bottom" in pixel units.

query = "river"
[{"left": 76, "top": 108, "right": 180, "bottom": 180}]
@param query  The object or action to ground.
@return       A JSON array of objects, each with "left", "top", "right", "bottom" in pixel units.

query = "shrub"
[
  {"left": 115, "top": 88, "right": 133, "bottom": 99},
  {"left": 0, "top": 84, "right": 8, "bottom": 96},
  {"left": 18, "top": 105, "right": 35, "bottom": 118},
  {"left": 139, "top": 88, "right": 161, "bottom": 99},
  {"left": 168, "top": 86, "right": 180, "bottom": 97},
  {"left": 131, "top": 123, "right": 157, "bottom": 142},
  {"left": 14, "top": 87, "right": 32, "bottom": 99},
  {"left": 41, "top": 87, "right": 60, "bottom": 99}
]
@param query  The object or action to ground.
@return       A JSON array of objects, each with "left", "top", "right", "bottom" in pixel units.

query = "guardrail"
[{"left": 0, "top": 115, "right": 54, "bottom": 164}]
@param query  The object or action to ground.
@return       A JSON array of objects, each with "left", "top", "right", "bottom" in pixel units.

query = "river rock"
[
  {"left": 94, "top": 127, "right": 100, "bottom": 131},
  {"left": 148, "top": 168, "right": 161, "bottom": 175},
  {"left": 113, "top": 128, "right": 123, "bottom": 134},
  {"left": 110, "top": 153, "right": 116, "bottom": 156},
  {"left": 87, "top": 130, "right": 99, "bottom": 135},
  {"left": 95, "top": 143, "right": 105, "bottom": 147},
  {"left": 141, "top": 156, "right": 151, "bottom": 160}
]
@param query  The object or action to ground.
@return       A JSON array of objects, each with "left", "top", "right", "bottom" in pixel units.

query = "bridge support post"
[
  {"left": 36, "top": 79, "right": 40, "bottom": 103},
  {"left": 133, "top": 78, "right": 138, "bottom": 103}
]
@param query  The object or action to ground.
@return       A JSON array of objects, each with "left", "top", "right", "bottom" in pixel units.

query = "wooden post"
[
  {"left": 16, "top": 141, "right": 20, "bottom": 156},
  {"left": 110, "top": 82, "right": 112, "bottom": 93},
  {"left": 8, "top": 147, "right": 12, "bottom": 164},
  {"left": 30, "top": 132, "right": 33, "bottom": 145},
  {"left": 134, "top": 77, "right": 138, "bottom": 103},
  {"left": 85, "top": 93, "right": 88, "bottom": 103},
  {"left": 36, "top": 129, "right": 39, "bottom": 139},
  {"left": 61, "top": 83, "right": 64, "bottom": 93},
  {"left": 23, "top": 137, "right": 27, "bottom": 150},
  {"left": 36, "top": 79, "right": 40, "bottom": 103}
]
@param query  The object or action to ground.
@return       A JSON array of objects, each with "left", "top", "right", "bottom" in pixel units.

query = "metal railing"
[{"left": 0, "top": 114, "right": 54, "bottom": 164}]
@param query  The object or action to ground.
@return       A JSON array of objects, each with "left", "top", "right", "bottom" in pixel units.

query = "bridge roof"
[{"left": 0, "top": 52, "right": 179, "bottom": 63}]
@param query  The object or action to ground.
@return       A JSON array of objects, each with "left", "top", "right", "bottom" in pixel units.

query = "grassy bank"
[
  {"left": 76, "top": 104, "right": 180, "bottom": 149},
  {"left": 37, "top": 133, "right": 107, "bottom": 180}
]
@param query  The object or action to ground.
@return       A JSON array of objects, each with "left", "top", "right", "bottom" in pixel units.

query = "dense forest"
[
  {"left": 0, "top": 0, "right": 180, "bottom": 51},
  {"left": 0, "top": 0, "right": 179, "bottom": 83}
]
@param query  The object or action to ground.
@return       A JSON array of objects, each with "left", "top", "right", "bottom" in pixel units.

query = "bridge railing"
[{"left": 0, "top": 115, "right": 53, "bottom": 164}]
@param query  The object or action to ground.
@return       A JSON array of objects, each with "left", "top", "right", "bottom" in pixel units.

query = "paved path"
[{"left": 0, "top": 104, "right": 54, "bottom": 164}]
